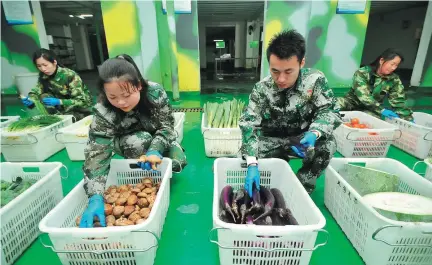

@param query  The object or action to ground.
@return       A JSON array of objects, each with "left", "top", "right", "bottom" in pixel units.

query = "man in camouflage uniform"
[
  {"left": 25, "top": 66, "right": 93, "bottom": 120},
  {"left": 240, "top": 30, "right": 341, "bottom": 196},
  {"left": 337, "top": 65, "right": 413, "bottom": 121}
]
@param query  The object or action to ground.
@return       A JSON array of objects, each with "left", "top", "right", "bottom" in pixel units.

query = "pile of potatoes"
[{"left": 76, "top": 177, "right": 160, "bottom": 227}]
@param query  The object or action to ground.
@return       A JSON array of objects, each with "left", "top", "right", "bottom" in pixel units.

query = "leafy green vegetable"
[
  {"left": 0, "top": 178, "right": 37, "bottom": 207},
  {"left": 5, "top": 115, "right": 62, "bottom": 133}
]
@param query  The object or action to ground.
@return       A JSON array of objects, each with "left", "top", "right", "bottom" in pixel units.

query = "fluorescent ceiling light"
[
  {"left": 213, "top": 39, "right": 223, "bottom": 42},
  {"left": 69, "top": 15, "right": 74, "bottom": 17}
]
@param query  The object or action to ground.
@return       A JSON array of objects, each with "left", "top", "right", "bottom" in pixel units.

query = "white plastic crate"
[
  {"left": 334, "top": 111, "right": 399, "bottom": 158},
  {"left": 0, "top": 115, "right": 74, "bottom": 162},
  {"left": 211, "top": 158, "right": 328, "bottom": 265},
  {"left": 174, "top": 112, "right": 185, "bottom": 143},
  {"left": 39, "top": 158, "right": 172, "bottom": 265},
  {"left": 55, "top": 115, "right": 93, "bottom": 161},
  {"left": 324, "top": 158, "right": 432, "bottom": 265},
  {"left": 201, "top": 114, "right": 242, "bottom": 157},
  {"left": 386, "top": 112, "right": 432, "bottom": 159},
  {"left": 413, "top": 158, "right": 432, "bottom": 183},
  {"left": 0, "top": 162, "right": 64, "bottom": 265},
  {"left": 0, "top": 116, "right": 20, "bottom": 128}
]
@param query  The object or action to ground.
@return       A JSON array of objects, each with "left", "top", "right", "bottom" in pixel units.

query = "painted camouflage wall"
[
  {"left": 1, "top": 3, "right": 40, "bottom": 95},
  {"left": 420, "top": 45, "right": 432, "bottom": 87},
  {"left": 261, "top": 0, "right": 371, "bottom": 89}
]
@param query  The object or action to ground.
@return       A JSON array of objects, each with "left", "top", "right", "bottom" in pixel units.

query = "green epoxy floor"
[{"left": 2, "top": 93, "right": 431, "bottom": 265}]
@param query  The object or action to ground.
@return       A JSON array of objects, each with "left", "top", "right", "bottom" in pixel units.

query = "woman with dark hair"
[
  {"left": 79, "top": 54, "right": 187, "bottom": 228},
  {"left": 21, "top": 48, "right": 92, "bottom": 120},
  {"left": 337, "top": 48, "right": 414, "bottom": 121}
]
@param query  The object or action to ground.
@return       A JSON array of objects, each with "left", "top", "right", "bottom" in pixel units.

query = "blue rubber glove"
[
  {"left": 137, "top": 161, "right": 152, "bottom": 170},
  {"left": 291, "top": 146, "right": 305, "bottom": 158},
  {"left": 139, "top": 150, "right": 163, "bottom": 170},
  {"left": 42, "top": 97, "right": 61, "bottom": 106},
  {"left": 411, "top": 119, "right": 415, "bottom": 124},
  {"left": 79, "top": 194, "right": 106, "bottom": 228},
  {"left": 300, "top": 131, "right": 317, "bottom": 148},
  {"left": 21, "top": 96, "right": 34, "bottom": 107},
  {"left": 245, "top": 165, "right": 260, "bottom": 197},
  {"left": 381, "top": 109, "right": 399, "bottom": 119}
]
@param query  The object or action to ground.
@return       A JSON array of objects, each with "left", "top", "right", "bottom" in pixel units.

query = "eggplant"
[
  {"left": 219, "top": 210, "right": 235, "bottom": 223},
  {"left": 255, "top": 215, "right": 273, "bottom": 226},
  {"left": 247, "top": 185, "right": 263, "bottom": 215},
  {"left": 232, "top": 188, "right": 245, "bottom": 222},
  {"left": 270, "top": 210, "right": 284, "bottom": 226},
  {"left": 253, "top": 186, "right": 275, "bottom": 222},
  {"left": 284, "top": 208, "right": 298, "bottom": 225},
  {"left": 240, "top": 191, "right": 251, "bottom": 224},
  {"left": 219, "top": 185, "right": 236, "bottom": 221},
  {"left": 270, "top": 188, "right": 298, "bottom": 225},
  {"left": 245, "top": 215, "right": 254, "bottom": 224}
]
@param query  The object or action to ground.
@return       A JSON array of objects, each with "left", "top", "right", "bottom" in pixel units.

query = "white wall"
[
  {"left": 245, "top": 19, "right": 262, "bottom": 68},
  {"left": 235, "top": 21, "right": 246, "bottom": 68},
  {"left": 362, "top": 6, "right": 427, "bottom": 69}
]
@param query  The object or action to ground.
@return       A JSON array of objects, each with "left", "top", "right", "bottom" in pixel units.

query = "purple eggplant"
[
  {"left": 232, "top": 188, "right": 245, "bottom": 222},
  {"left": 219, "top": 185, "right": 236, "bottom": 221},
  {"left": 219, "top": 210, "right": 235, "bottom": 223},
  {"left": 240, "top": 191, "right": 251, "bottom": 224},
  {"left": 245, "top": 215, "right": 254, "bottom": 225},
  {"left": 270, "top": 210, "right": 284, "bottom": 226},
  {"left": 284, "top": 208, "right": 298, "bottom": 225},
  {"left": 255, "top": 215, "right": 273, "bottom": 226},
  {"left": 253, "top": 186, "right": 275, "bottom": 222},
  {"left": 246, "top": 185, "right": 263, "bottom": 215},
  {"left": 270, "top": 188, "right": 298, "bottom": 225}
]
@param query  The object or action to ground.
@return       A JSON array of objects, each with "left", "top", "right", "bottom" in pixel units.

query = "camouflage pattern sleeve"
[
  {"left": 352, "top": 70, "right": 383, "bottom": 116},
  {"left": 82, "top": 107, "right": 116, "bottom": 197},
  {"left": 147, "top": 85, "right": 176, "bottom": 153},
  {"left": 61, "top": 72, "right": 92, "bottom": 109},
  {"left": 309, "top": 75, "right": 342, "bottom": 137},
  {"left": 239, "top": 84, "right": 265, "bottom": 157},
  {"left": 388, "top": 78, "right": 413, "bottom": 121},
  {"left": 28, "top": 81, "right": 43, "bottom": 100}
]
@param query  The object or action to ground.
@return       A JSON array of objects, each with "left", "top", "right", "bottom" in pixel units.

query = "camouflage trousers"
[
  {"left": 337, "top": 97, "right": 381, "bottom": 119},
  {"left": 113, "top": 131, "right": 187, "bottom": 172},
  {"left": 258, "top": 134, "right": 337, "bottom": 194}
]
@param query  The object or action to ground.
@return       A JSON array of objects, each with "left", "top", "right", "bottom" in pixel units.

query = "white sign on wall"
[
  {"left": 2, "top": 0, "right": 33, "bottom": 25},
  {"left": 162, "top": 0, "right": 192, "bottom": 14},
  {"left": 336, "top": 0, "right": 367, "bottom": 14}
]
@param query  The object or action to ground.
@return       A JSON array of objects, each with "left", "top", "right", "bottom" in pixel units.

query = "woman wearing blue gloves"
[
  {"left": 21, "top": 49, "right": 92, "bottom": 120},
  {"left": 79, "top": 54, "right": 187, "bottom": 228}
]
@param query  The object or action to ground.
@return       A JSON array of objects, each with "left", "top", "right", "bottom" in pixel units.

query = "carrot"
[
  {"left": 253, "top": 186, "right": 275, "bottom": 222},
  {"left": 220, "top": 185, "right": 236, "bottom": 221}
]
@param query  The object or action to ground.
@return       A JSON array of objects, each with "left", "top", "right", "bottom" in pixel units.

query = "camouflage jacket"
[
  {"left": 82, "top": 82, "right": 175, "bottom": 197},
  {"left": 239, "top": 68, "right": 341, "bottom": 158},
  {"left": 28, "top": 66, "right": 92, "bottom": 118},
  {"left": 344, "top": 66, "right": 413, "bottom": 120}
]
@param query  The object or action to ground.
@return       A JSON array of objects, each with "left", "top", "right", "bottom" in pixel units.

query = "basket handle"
[
  {"left": 55, "top": 132, "right": 88, "bottom": 144},
  {"left": 1, "top": 133, "right": 38, "bottom": 146},
  {"left": 372, "top": 225, "right": 432, "bottom": 248},
  {"left": 39, "top": 230, "right": 159, "bottom": 254},
  {"left": 424, "top": 131, "right": 432, "bottom": 141},
  {"left": 208, "top": 227, "right": 329, "bottom": 252},
  {"left": 60, "top": 164, "right": 69, "bottom": 179},
  {"left": 345, "top": 129, "right": 402, "bottom": 141},
  {"left": 412, "top": 161, "right": 426, "bottom": 176}
]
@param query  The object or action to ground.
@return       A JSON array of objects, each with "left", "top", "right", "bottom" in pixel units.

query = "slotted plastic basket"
[
  {"left": 334, "top": 111, "right": 399, "bottom": 157},
  {"left": 211, "top": 158, "right": 328, "bottom": 265},
  {"left": 1, "top": 115, "right": 74, "bottom": 161},
  {"left": 174, "top": 112, "right": 185, "bottom": 143},
  {"left": 55, "top": 115, "right": 93, "bottom": 161},
  {"left": 39, "top": 158, "right": 172, "bottom": 265},
  {"left": 386, "top": 112, "right": 432, "bottom": 159},
  {"left": 325, "top": 158, "right": 432, "bottom": 265},
  {"left": 0, "top": 116, "right": 20, "bottom": 128},
  {"left": 0, "top": 162, "right": 64, "bottom": 265},
  {"left": 413, "top": 158, "right": 432, "bottom": 183},
  {"left": 201, "top": 114, "right": 242, "bottom": 157}
]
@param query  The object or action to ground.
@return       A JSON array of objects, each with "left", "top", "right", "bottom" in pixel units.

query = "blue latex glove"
[
  {"left": 21, "top": 96, "right": 34, "bottom": 107},
  {"left": 411, "top": 119, "right": 415, "bottom": 124},
  {"left": 79, "top": 194, "right": 106, "bottom": 228},
  {"left": 291, "top": 145, "right": 305, "bottom": 158},
  {"left": 42, "top": 97, "right": 61, "bottom": 106},
  {"left": 300, "top": 131, "right": 317, "bottom": 148},
  {"left": 245, "top": 165, "right": 260, "bottom": 197},
  {"left": 381, "top": 109, "right": 399, "bottom": 119},
  {"left": 138, "top": 150, "right": 163, "bottom": 170},
  {"left": 137, "top": 161, "right": 152, "bottom": 170}
]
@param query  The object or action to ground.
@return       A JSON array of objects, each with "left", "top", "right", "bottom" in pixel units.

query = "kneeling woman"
[{"left": 79, "top": 55, "right": 187, "bottom": 227}]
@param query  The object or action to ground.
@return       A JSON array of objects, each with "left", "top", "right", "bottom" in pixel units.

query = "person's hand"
[
  {"left": 42, "top": 97, "right": 61, "bottom": 106},
  {"left": 79, "top": 194, "right": 106, "bottom": 228},
  {"left": 137, "top": 161, "right": 152, "bottom": 170},
  {"left": 291, "top": 146, "right": 305, "bottom": 158},
  {"left": 381, "top": 109, "right": 399, "bottom": 119},
  {"left": 138, "top": 150, "right": 162, "bottom": 170},
  {"left": 245, "top": 165, "right": 260, "bottom": 197},
  {"left": 300, "top": 131, "right": 317, "bottom": 148},
  {"left": 21, "top": 96, "right": 34, "bottom": 107}
]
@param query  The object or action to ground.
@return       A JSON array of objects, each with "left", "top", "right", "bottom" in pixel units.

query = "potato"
[
  {"left": 104, "top": 204, "right": 113, "bottom": 216},
  {"left": 128, "top": 212, "right": 141, "bottom": 223},
  {"left": 151, "top": 187, "right": 157, "bottom": 193},
  {"left": 106, "top": 195, "right": 117, "bottom": 204},
  {"left": 142, "top": 178, "right": 153, "bottom": 188},
  {"left": 106, "top": 215, "right": 116, "bottom": 224},
  {"left": 109, "top": 188, "right": 118, "bottom": 195},
  {"left": 151, "top": 192, "right": 157, "bottom": 197},
  {"left": 131, "top": 188, "right": 141, "bottom": 194},
  {"left": 149, "top": 202, "right": 154, "bottom": 209},
  {"left": 113, "top": 206, "right": 125, "bottom": 217},
  {"left": 75, "top": 215, "right": 82, "bottom": 226},
  {"left": 147, "top": 194, "right": 156, "bottom": 204},
  {"left": 93, "top": 222, "right": 102, "bottom": 227},
  {"left": 126, "top": 194, "right": 138, "bottom": 206},
  {"left": 136, "top": 183, "right": 145, "bottom": 190},
  {"left": 118, "top": 185, "right": 129, "bottom": 193},
  {"left": 115, "top": 217, "right": 134, "bottom": 226},
  {"left": 139, "top": 208, "right": 151, "bottom": 219},
  {"left": 143, "top": 188, "right": 153, "bottom": 194},
  {"left": 137, "top": 198, "right": 149, "bottom": 208},
  {"left": 120, "top": 191, "right": 131, "bottom": 199},
  {"left": 137, "top": 192, "right": 147, "bottom": 198},
  {"left": 107, "top": 223, "right": 115, "bottom": 227},
  {"left": 155, "top": 182, "right": 161, "bottom": 190},
  {"left": 94, "top": 216, "right": 100, "bottom": 222},
  {"left": 136, "top": 219, "right": 146, "bottom": 225},
  {"left": 115, "top": 197, "right": 127, "bottom": 206},
  {"left": 112, "top": 192, "right": 120, "bottom": 198},
  {"left": 124, "top": 205, "right": 135, "bottom": 217},
  {"left": 127, "top": 184, "right": 134, "bottom": 189}
]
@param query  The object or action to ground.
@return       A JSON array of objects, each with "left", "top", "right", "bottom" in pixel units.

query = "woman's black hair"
[
  {"left": 97, "top": 54, "right": 154, "bottom": 116},
  {"left": 369, "top": 48, "right": 404, "bottom": 86},
  {"left": 33, "top": 48, "right": 63, "bottom": 94}
]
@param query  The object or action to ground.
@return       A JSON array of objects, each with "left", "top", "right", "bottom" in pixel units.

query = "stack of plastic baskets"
[
  {"left": 174, "top": 112, "right": 185, "bottom": 143},
  {"left": 56, "top": 115, "right": 92, "bottom": 161},
  {"left": 201, "top": 114, "right": 242, "bottom": 157},
  {"left": 324, "top": 158, "right": 432, "bottom": 265},
  {"left": 1, "top": 162, "right": 64, "bottom": 265},
  {"left": 1, "top": 115, "right": 74, "bottom": 161},
  {"left": 334, "top": 111, "right": 399, "bottom": 157},
  {"left": 386, "top": 112, "right": 432, "bottom": 159},
  {"left": 39, "top": 159, "right": 172, "bottom": 265},
  {"left": 211, "top": 158, "right": 328, "bottom": 265}
]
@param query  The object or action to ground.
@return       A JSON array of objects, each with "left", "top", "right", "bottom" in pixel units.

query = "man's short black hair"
[{"left": 266, "top": 29, "right": 305, "bottom": 63}]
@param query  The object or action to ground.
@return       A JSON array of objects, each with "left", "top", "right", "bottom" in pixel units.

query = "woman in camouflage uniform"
[
  {"left": 21, "top": 48, "right": 92, "bottom": 120},
  {"left": 337, "top": 48, "right": 414, "bottom": 121},
  {"left": 79, "top": 54, "right": 187, "bottom": 228}
]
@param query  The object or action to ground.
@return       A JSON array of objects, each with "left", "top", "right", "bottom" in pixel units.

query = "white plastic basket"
[
  {"left": 0, "top": 116, "right": 20, "bottom": 128},
  {"left": 334, "top": 111, "right": 399, "bottom": 158},
  {"left": 38, "top": 158, "right": 172, "bottom": 265},
  {"left": 201, "top": 114, "right": 242, "bottom": 157},
  {"left": 386, "top": 112, "right": 432, "bottom": 159},
  {"left": 0, "top": 162, "right": 64, "bottom": 265},
  {"left": 173, "top": 112, "right": 185, "bottom": 143},
  {"left": 211, "top": 158, "right": 328, "bottom": 265},
  {"left": 55, "top": 115, "right": 93, "bottom": 161},
  {"left": 0, "top": 115, "right": 74, "bottom": 162},
  {"left": 413, "top": 158, "right": 432, "bottom": 183},
  {"left": 324, "top": 158, "right": 432, "bottom": 265}
]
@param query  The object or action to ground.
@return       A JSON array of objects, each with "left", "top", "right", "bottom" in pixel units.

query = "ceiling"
[
  {"left": 369, "top": 1, "right": 428, "bottom": 15},
  {"left": 197, "top": 0, "right": 264, "bottom": 23}
]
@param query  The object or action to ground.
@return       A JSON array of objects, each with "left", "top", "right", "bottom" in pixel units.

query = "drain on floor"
[{"left": 173, "top": 107, "right": 203, "bottom": 112}]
